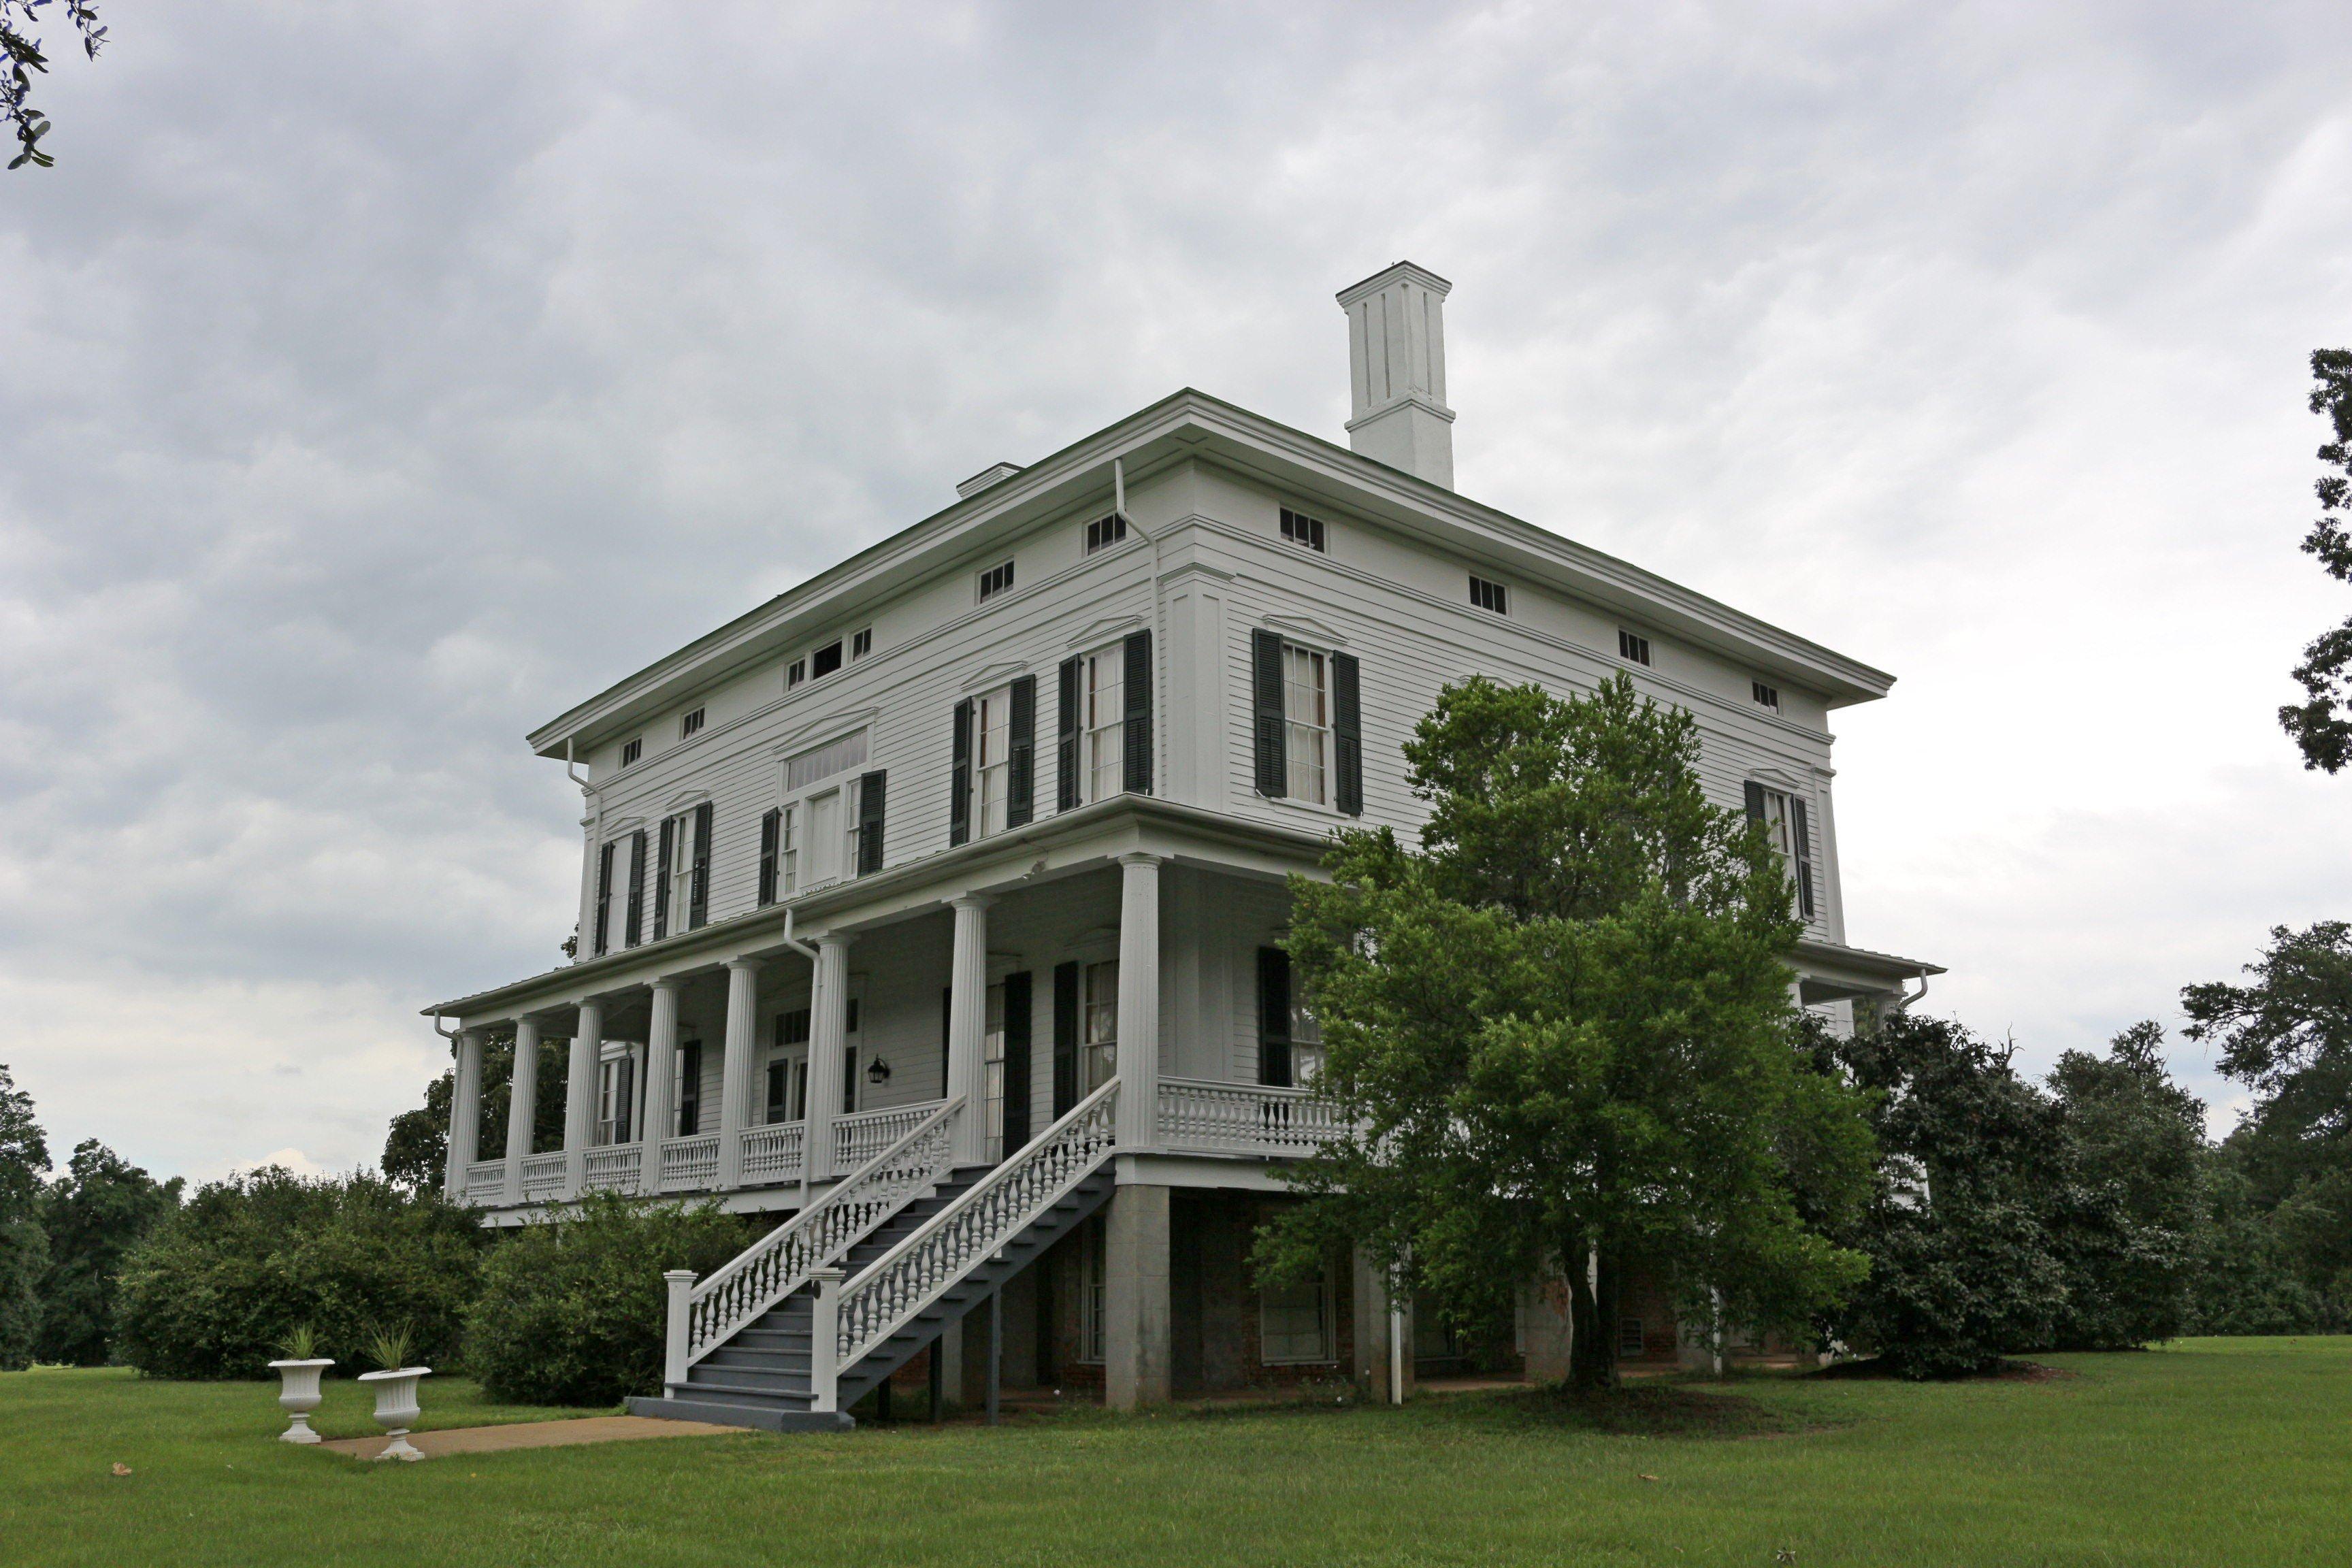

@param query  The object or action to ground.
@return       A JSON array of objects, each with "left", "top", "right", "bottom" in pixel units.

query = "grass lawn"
[{"left": 2, "top": 1337, "right": 2345, "bottom": 1567}]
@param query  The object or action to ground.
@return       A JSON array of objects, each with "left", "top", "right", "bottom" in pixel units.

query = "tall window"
[
  {"left": 768, "top": 1009, "right": 811, "bottom": 1124},
  {"left": 1260, "top": 1261, "right": 1334, "bottom": 1363},
  {"left": 595, "top": 1054, "right": 635, "bottom": 1145},
  {"left": 1750, "top": 785, "right": 1817, "bottom": 921},
  {"left": 1082, "top": 960, "right": 1119, "bottom": 1092},
  {"left": 1083, "top": 647, "right": 1124, "bottom": 802},
  {"left": 974, "top": 685, "right": 1013, "bottom": 837},
  {"left": 662, "top": 810, "right": 699, "bottom": 931},
  {"left": 982, "top": 982, "right": 1008, "bottom": 1160},
  {"left": 776, "top": 732, "right": 868, "bottom": 894},
  {"left": 1283, "top": 643, "right": 1330, "bottom": 806},
  {"left": 674, "top": 1041, "right": 702, "bottom": 1137}
]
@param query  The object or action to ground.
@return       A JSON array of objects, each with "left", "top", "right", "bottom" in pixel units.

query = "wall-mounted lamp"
[{"left": 865, "top": 1056, "right": 892, "bottom": 1085}]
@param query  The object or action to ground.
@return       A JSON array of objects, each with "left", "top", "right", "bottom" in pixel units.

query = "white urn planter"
[
  {"left": 266, "top": 1358, "right": 335, "bottom": 1444},
  {"left": 355, "top": 1367, "right": 431, "bottom": 1461}
]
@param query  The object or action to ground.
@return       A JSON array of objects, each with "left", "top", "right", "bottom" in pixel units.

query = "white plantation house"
[{"left": 423, "top": 263, "right": 1938, "bottom": 1429}]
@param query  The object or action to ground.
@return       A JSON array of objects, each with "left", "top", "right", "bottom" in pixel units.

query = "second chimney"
[{"left": 1336, "top": 261, "right": 1455, "bottom": 489}]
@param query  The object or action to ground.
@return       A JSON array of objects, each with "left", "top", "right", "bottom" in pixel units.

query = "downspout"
[{"left": 1893, "top": 968, "right": 1931, "bottom": 1014}]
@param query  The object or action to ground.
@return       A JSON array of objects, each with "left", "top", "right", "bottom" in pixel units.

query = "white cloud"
[{"left": 3, "top": 1, "right": 2350, "bottom": 1177}]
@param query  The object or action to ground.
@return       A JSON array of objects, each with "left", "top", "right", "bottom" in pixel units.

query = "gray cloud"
[{"left": 3, "top": 1, "right": 2349, "bottom": 1177}]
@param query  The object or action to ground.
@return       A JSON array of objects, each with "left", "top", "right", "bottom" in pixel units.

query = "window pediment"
[
  {"left": 1262, "top": 612, "right": 1345, "bottom": 647},
  {"left": 1066, "top": 615, "right": 1145, "bottom": 649},
  {"left": 962, "top": 660, "right": 1030, "bottom": 693}
]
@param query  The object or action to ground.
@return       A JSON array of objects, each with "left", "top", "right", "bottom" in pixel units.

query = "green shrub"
[
  {"left": 465, "top": 1192, "right": 753, "bottom": 1407},
  {"left": 113, "top": 1168, "right": 485, "bottom": 1379}
]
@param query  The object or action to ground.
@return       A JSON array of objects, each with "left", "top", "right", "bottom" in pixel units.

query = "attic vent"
[{"left": 956, "top": 461, "right": 1025, "bottom": 499}]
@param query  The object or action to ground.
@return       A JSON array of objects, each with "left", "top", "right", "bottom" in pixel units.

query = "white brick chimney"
[{"left": 1336, "top": 261, "right": 1455, "bottom": 489}]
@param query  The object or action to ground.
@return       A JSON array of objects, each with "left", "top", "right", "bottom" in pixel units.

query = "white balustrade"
[
  {"left": 680, "top": 1098, "right": 963, "bottom": 1368},
  {"left": 739, "top": 1121, "right": 805, "bottom": 1186},
  {"left": 582, "top": 1143, "right": 644, "bottom": 1194},
  {"left": 519, "top": 1152, "right": 569, "bottom": 1199},
  {"left": 828, "top": 1081, "right": 1118, "bottom": 1391},
  {"left": 828, "top": 1101, "right": 945, "bottom": 1177},
  {"left": 659, "top": 1133, "right": 722, "bottom": 1193},
  {"left": 463, "top": 1160, "right": 506, "bottom": 1202},
  {"left": 1155, "top": 1077, "right": 1348, "bottom": 1158}
]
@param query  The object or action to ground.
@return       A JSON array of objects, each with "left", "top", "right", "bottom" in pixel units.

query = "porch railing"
[
  {"left": 582, "top": 1143, "right": 644, "bottom": 1194},
  {"left": 659, "top": 1133, "right": 722, "bottom": 1193},
  {"left": 465, "top": 1159, "right": 506, "bottom": 1199},
  {"left": 1155, "top": 1077, "right": 1348, "bottom": 1158},
  {"left": 680, "top": 1097, "right": 964, "bottom": 1371},
  {"left": 739, "top": 1121, "right": 805, "bottom": 1186},
  {"left": 518, "top": 1152, "right": 569, "bottom": 1200},
  {"left": 829, "top": 1100, "right": 945, "bottom": 1178}
]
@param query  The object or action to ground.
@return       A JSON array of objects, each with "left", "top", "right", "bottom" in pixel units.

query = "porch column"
[
  {"left": 945, "top": 895, "right": 993, "bottom": 1166},
  {"left": 1114, "top": 853, "right": 1162, "bottom": 1149},
  {"left": 503, "top": 1017, "right": 540, "bottom": 1203},
  {"left": 642, "top": 979, "right": 681, "bottom": 1195},
  {"left": 1104, "top": 1181, "right": 1171, "bottom": 1408},
  {"left": 717, "top": 958, "right": 760, "bottom": 1189},
  {"left": 562, "top": 998, "right": 603, "bottom": 1200},
  {"left": 444, "top": 1028, "right": 485, "bottom": 1202},
  {"left": 801, "top": 936, "right": 853, "bottom": 1197}
]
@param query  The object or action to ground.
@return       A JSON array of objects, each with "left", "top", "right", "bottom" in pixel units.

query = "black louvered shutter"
[
  {"left": 1252, "top": 628, "right": 1286, "bottom": 797},
  {"left": 1743, "top": 781, "right": 1767, "bottom": 822},
  {"left": 688, "top": 802, "right": 713, "bottom": 929},
  {"left": 1791, "top": 798, "right": 1816, "bottom": 920},
  {"left": 1007, "top": 674, "right": 1036, "bottom": 828},
  {"left": 1056, "top": 657, "right": 1081, "bottom": 811},
  {"left": 1003, "top": 971, "right": 1032, "bottom": 1150},
  {"left": 757, "top": 808, "right": 780, "bottom": 906},
  {"left": 593, "top": 840, "right": 615, "bottom": 956},
  {"left": 1258, "top": 946, "right": 1294, "bottom": 1088},
  {"left": 1122, "top": 631, "right": 1152, "bottom": 796},
  {"left": 624, "top": 830, "right": 647, "bottom": 947},
  {"left": 1332, "top": 651, "right": 1362, "bottom": 816},
  {"left": 856, "top": 770, "right": 886, "bottom": 875},
  {"left": 653, "top": 817, "right": 674, "bottom": 938},
  {"left": 1051, "top": 961, "right": 1080, "bottom": 1117},
  {"left": 950, "top": 700, "right": 973, "bottom": 847}
]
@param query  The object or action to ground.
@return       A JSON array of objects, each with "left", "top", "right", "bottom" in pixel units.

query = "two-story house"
[{"left": 422, "top": 263, "right": 1938, "bottom": 1429}]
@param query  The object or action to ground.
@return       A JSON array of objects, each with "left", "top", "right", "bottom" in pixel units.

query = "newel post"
[
  {"left": 808, "top": 1267, "right": 845, "bottom": 1413},
  {"left": 662, "top": 1269, "right": 696, "bottom": 1389}
]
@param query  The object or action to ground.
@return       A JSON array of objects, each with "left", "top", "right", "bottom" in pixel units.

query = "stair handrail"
[
  {"left": 828, "top": 1079, "right": 1120, "bottom": 1383},
  {"left": 681, "top": 1095, "right": 964, "bottom": 1367}
]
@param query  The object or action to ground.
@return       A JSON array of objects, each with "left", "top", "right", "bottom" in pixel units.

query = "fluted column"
[
  {"left": 717, "top": 959, "right": 760, "bottom": 1190},
  {"left": 641, "top": 979, "right": 681, "bottom": 1196},
  {"left": 946, "top": 895, "right": 993, "bottom": 1166},
  {"left": 1115, "top": 854, "right": 1162, "bottom": 1148},
  {"left": 563, "top": 999, "right": 602, "bottom": 1199},
  {"left": 801, "top": 936, "right": 853, "bottom": 1198},
  {"left": 444, "top": 1028, "right": 485, "bottom": 1202},
  {"left": 503, "top": 1017, "right": 540, "bottom": 1203}
]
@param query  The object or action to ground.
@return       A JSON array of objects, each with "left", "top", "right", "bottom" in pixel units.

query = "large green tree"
[
  {"left": 33, "top": 1141, "right": 182, "bottom": 1366},
  {"left": 0, "top": 1064, "right": 51, "bottom": 1371},
  {"left": 2281, "top": 349, "right": 2352, "bottom": 772},
  {"left": 382, "top": 1035, "right": 566, "bottom": 1194},
  {"left": 1256, "top": 674, "right": 1875, "bottom": 1390}
]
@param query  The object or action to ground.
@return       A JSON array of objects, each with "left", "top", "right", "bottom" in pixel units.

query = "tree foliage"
[
  {"left": 465, "top": 1192, "right": 753, "bottom": 1407},
  {"left": 1255, "top": 674, "right": 1875, "bottom": 1390},
  {"left": 0, "top": 1064, "right": 50, "bottom": 1371},
  {"left": 382, "top": 1036, "right": 566, "bottom": 1194},
  {"left": 33, "top": 1141, "right": 182, "bottom": 1366},
  {"left": 114, "top": 1168, "right": 485, "bottom": 1379},
  {"left": 2281, "top": 349, "right": 2352, "bottom": 772},
  {"left": 2, "top": 0, "right": 105, "bottom": 171}
]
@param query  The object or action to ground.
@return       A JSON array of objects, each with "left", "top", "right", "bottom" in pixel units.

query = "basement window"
[
  {"left": 1279, "top": 508, "right": 1327, "bottom": 553},
  {"left": 680, "top": 706, "right": 705, "bottom": 739},
  {"left": 1085, "top": 513, "right": 1128, "bottom": 553},
  {"left": 1469, "top": 575, "right": 1509, "bottom": 615},
  {"left": 977, "top": 559, "right": 1016, "bottom": 602},
  {"left": 619, "top": 737, "right": 642, "bottom": 768},
  {"left": 1752, "top": 681, "right": 1780, "bottom": 710},
  {"left": 1618, "top": 630, "right": 1651, "bottom": 666}
]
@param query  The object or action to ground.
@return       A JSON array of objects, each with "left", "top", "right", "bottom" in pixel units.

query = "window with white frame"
[
  {"left": 1084, "top": 513, "right": 1127, "bottom": 553},
  {"left": 811, "top": 640, "right": 844, "bottom": 679},
  {"left": 776, "top": 732, "right": 868, "bottom": 895},
  {"left": 620, "top": 737, "right": 642, "bottom": 768},
  {"left": 595, "top": 1052, "right": 636, "bottom": 1145},
  {"left": 1468, "top": 575, "right": 1508, "bottom": 615},
  {"left": 661, "top": 808, "right": 699, "bottom": 931},
  {"left": 1283, "top": 642, "right": 1331, "bottom": 806},
  {"left": 1752, "top": 681, "right": 1780, "bottom": 710},
  {"left": 767, "top": 1009, "right": 811, "bottom": 1124},
  {"left": 680, "top": 706, "right": 705, "bottom": 739},
  {"left": 851, "top": 627, "right": 872, "bottom": 659},
  {"left": 982, "top": 981, "right": 1008, "bottom": 1160},
  {"left": 1752, "top": 785, "right": 1817, "bottom": 921},
  {"left": 1260, "top": 1260, "right": 1335, "bottom": 1363},
  {"left": 1279, "top": 507, "right": 1327, "bottom": 553},
  {"left": 977, "top": 559, "right": 1015, "bottom": 601},
  {"left": 1081, "top": 646, "right": 1124, "bottom": 803},
  {"left": 973, "top": 684, "right": 1015, "bottom": 838},
  {"left": 1082, "top": 960, "right": 1119, "bottom": 1092}
]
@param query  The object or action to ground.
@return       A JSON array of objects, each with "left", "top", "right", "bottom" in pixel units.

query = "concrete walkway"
[{"left": 324, "top": 1414, "right": 751, "bottom": 1459}]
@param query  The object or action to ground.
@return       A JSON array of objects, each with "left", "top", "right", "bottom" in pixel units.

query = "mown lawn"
[{"left": 1, "top": 1337, "right": 2344, "bottom": 1567}]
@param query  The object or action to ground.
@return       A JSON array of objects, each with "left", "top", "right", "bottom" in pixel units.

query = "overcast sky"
[{"left": 3, "top": 2, "right": 2349, "bottom": 1183}]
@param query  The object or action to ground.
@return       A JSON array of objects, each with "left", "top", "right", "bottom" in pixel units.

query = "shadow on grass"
[{"left": 1450, "top": 1380, "right": 1843, "bottom": 1439}]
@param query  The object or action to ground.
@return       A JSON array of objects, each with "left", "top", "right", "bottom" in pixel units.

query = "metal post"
[
  {"left": 662, "top": 1269, "right": 696, "bottom": 1391},
  {"left": 987, "top": 1289, "right": 1002, "bottom": 1426}
]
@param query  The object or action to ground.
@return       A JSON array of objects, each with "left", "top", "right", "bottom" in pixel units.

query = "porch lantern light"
[{"left": 865, "top": 1056, "right": 892, "bottom": 1085}]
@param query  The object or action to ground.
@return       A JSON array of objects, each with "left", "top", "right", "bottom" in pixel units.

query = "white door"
[{"left": 806, "top": 787, "right": 844, "bottom": 886}]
